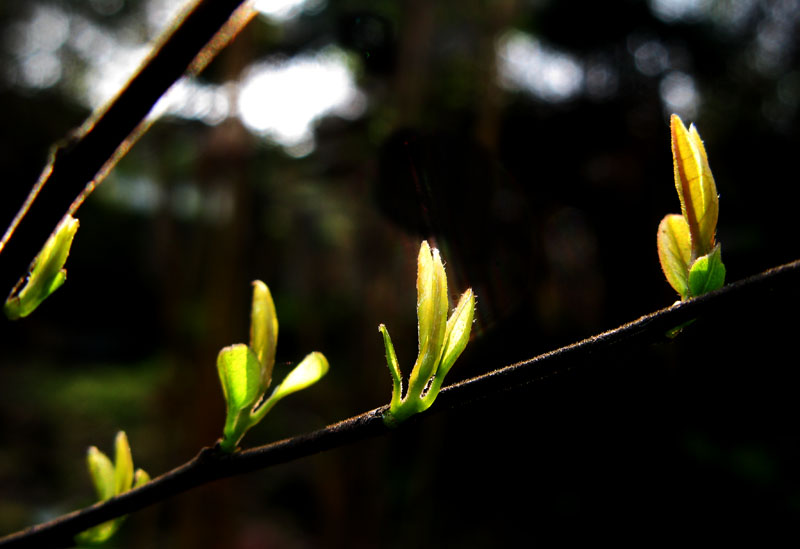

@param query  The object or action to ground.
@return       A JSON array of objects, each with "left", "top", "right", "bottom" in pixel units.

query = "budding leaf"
[
  {"left": 671, "top": 115, "right": 718, "bottom": 257},
  {"left": 438, "top": 288, "right": 476, "bottom": 380},
  {"left": 250, "top": 280, "right": 278, "bottom": 388},
  {"left": 113, "top": 431, "right": 134, "bottom": 496},
  {"left": 4, "top": 215, "right": 79, "bottom": 320},
  {"left": 217, "top": 343, "right": 263, "bottom": 417},
  {"left": 657, "top": 214, "right": 691, "bottom": 300},
  {"left": 381, "top": 241, "right": 476, "bottom": 426},
  {"left": 659, "top": 115, "right": 726, "bottom": 302},
  {"left": 76, "top": 431, "right": 148, "bottom": 546},
  {"left": 86, "top": 446, "right": 114, "bottom": 502},
  {"left": 408, "top": 242, "right": 449, "bottom": 399},
  {"left": 379, "top": 324, "right": 403, "bottom": 410},
  {"left": 688, "top": 245, "right": 726, "bottom": 298},
  {"left": 268, "top": 352, "right": 329, "bottom": 403}
]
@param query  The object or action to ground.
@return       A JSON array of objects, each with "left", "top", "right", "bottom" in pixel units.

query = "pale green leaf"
[
  {"left": 217, "top": 343, "right": 263, "bottom": 414},
  {"left": 113, "top": 431, "right": 134, "bottom": 496},
  {"left": 438, "top": 288, "right": 475, "bottom": 380},
  {"left": 657, "top": 214, "right": 692, "bottom": 299},
  {"left": 688, "top": 244, "right": 726, "bottom": 298},
  {"left": 86, "top": 446, "right": 114, "bottom": 501},
  {"left": 379, "top": 324, "right": 403, "bottom": 410},
  {"left": 250, "top": 280, "right": 278, "bottom": 388},
  {"left": 408, "top": 242, "right": 449, "bottom": 398},
  {"left": 268, "top": 351, "right": 329, "bottom": 402},
  {"left": 4, "top": 215, "right": 79, "bottom": 320}
]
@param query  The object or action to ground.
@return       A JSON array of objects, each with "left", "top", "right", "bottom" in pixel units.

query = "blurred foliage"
[{"left": 2, "top": 0, "right": 800, "bottom": 546}]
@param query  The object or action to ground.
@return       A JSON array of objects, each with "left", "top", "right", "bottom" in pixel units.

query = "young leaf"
[
  {"left": 254, "top": 352, "right": 329, "bottom": 421},
  {"left": 217, "top": 343, "right": 263, "bottom": 451},
  {"left": 657, "top": 214, "right": 692, "bottom": 300},
  {"left": 379, "top": 324, "right": 403, "bottom": 410},
  {"left": 4, "top": 215, "right": 79, "bottom": 320},
  {"left": 670, "top": 114, "right": 719, "bottom": 258},
  {"left": 438, "top": 288, "right": 476, "bottom": 380},
  {"left": 688, "top": 245, "right": 726, "bottom": 298},
  {"left": 250, "top": 280, "right": 278, "bottom": 388},
  {"left": 408, "top": 242, "right": 449, "bottom": 399},
  {"left": 86, "top": 446, "right": 115, "bottom": 502},
  {"left": 76, "top": 431, "right": 147, "bottom": 546},
  {"left": 217, "top": 344, "right": 263, "bottom": 416},
  {"left": 113, "top": 431, "right": 134, "bottom": 496},
  {"left": 380, "top": 241, "right": 476, "bottom": 426}
]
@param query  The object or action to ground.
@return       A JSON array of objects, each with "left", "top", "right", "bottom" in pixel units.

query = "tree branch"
[
  {"left": 0, "top": 0, "right": 249, "bottom": 299},
  {"left": 2, "top": 257, "right": 798, "bottom": 549}
]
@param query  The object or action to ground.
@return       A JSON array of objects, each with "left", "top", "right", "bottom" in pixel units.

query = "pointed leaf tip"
[
  {"left": 438, "top": 288, "right": 476, "bottom": 379},
  {"left": 670, "top": 114, "right": 718, "bottom": 258},
  {"left": 269, "top": 351, "right": 329, "bottom": 402},
  {"left": 113, "top": 431, "right": 134, "bottom": 496},
  {"left": 250, "top": 279, "right": 278, "bottom": 388},
  {"left": 4, "top": 215, "right": 79, "bottom": 320}
]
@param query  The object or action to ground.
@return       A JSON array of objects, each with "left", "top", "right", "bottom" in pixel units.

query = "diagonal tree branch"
[
  {"left": 1, "top": 257, "right": 798, "bottom": 549},
  {"left": 0, "top": 0, "right": 250, "bottom": 300}
]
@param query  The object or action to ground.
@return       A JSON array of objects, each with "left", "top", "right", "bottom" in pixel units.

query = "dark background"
[{"left": 2, "top": 0, "right": 800, "bottom": 546}]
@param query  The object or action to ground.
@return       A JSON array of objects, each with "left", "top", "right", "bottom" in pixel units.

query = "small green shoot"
[
  {"left": 380, "top": 241, "right": 476, "bottom": 426},
  {"left": 658, "top": 114, "right": 726, "bottom": 301},
  {"left": 217, "top": 280, "right": 329, "bottom": 452},
  {"left": 75, "top": 431, "right": 150, "bottom": 546},
  {"left": 4, "top": 215, "right": 79, "bottom": 320}
]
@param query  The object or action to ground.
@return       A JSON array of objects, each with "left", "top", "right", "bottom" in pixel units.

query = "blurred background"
[{"left": 2, "top": 0, "right": 800, "bottom": 546}]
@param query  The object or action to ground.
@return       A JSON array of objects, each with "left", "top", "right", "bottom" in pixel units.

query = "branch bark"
[
  {"left": 2, "top": 257, "right": 798, "bottom": 549},
  {"left": 0, "top": 0, "right": 249, "bottom": 300}
]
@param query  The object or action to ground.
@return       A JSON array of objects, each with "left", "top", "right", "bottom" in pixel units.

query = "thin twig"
[
  {"left": 2, "top": 258, "right": 798, "bottom": 549},
  {"left": 0, "top": 0, "right": 250, "bottom": 299}
]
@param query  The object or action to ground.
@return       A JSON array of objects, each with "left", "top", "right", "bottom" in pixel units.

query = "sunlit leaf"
[
  {"left": 268, "top": 352, "right": 329, "bottom": 402},
  {"left": 688, "top": 245, "right": 726, "bottom": 298},
  {"left": 217, "top": 343, "right": 263, "bottom": 414},
  {"left": 379, "top": 324, "right": 403, "bottom": 410},
  {"left": 657, "top": 213, "right": 691, "bottom": 299},
  {"left": 250, "top": 280, "right": 278, "bottom": 388},
  {"left": 670, "top": 115, "right": 718, "bottom": 257},
  {"left": 4, "top": 215, "right": 79, "bottom": 320},
  {"left": 381, "top": 241, "right": 476, "bottom": 426},
  {"left": 438, "top": 288, "right": 475, "bottom": 380},
  {"left": 409, "top": 241, "right": 449, "bottom": 397}
]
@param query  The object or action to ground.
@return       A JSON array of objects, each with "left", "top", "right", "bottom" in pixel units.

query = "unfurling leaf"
[
  {"left": 658, "top": 115, "right": 726, "bottom": 301},
  {"left": 4, "top": 215, "right": 79, "bottom": 320},
  {"left": 670, "top": 114, "right": 718, "bottom": 258},
  {"left": 254, "top": 352, "right": 330, "bottom": 421},
  {"left": 438, "top": 288, "right": 476, "bottom": 380},
  {"left": 381, "top": 241, "right": 476, "bottom": 426},
  {"left": 86, "top": 446, "right": 114, "bottom": 502},
  {"left": 250, "top": 280, "right": 278, "bottom": 387},
  {"left": 657, "top": 214, "right": 692, "bottom": 300},
  {"left": 113, "top": 431, "right": 134, "bottom": 497},
  {"left": 688, "top": 245, "right": 726, "bottom": 298},
  {"left": 76, "top": 431, "right": 148, "bottom": 546},
  {"left": 217, "top": 280, "right": 329, "bottom": 452},
  {"left": 217, "top": 344, "right": 263, "bottom": 414}
]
